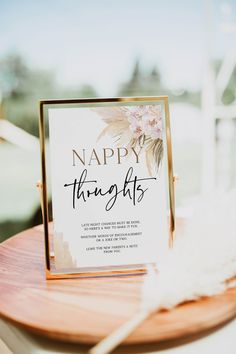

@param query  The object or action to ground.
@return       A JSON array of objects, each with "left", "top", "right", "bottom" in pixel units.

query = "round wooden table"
[{"left": 1, "top": 224, "right": 236, "bottom": 351}]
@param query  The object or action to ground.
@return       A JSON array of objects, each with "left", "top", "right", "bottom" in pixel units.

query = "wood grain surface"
[{"left": 0, "top": 223, "right": 236, "bottom": 345}]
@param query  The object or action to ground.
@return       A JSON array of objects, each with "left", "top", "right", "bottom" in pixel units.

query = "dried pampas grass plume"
[{"left": 89, "top": 190, "right": 236, "bottom": 354}]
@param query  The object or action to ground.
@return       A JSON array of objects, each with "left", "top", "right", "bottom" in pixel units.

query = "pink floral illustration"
[
  {"left": 93, "top": 104, "right": 163, "bottom": 175},
  {"left": 125, "top": 105, "right": 162, "bottom": 140}
]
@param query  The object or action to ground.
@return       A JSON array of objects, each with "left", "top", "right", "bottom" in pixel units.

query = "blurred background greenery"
[{"left": 0, "top": 0, "right": 236, "bottom": 241}]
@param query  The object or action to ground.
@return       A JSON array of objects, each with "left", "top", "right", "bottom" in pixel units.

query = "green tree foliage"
[
  {"left": 118, "top": 59, "right": 200, "bottom": 106},
  {"left": 0, "top": 53, "right": 98, "bottom": 136},
  {"left": 118, "top": 59, "right": 164, "bottom": 96}
]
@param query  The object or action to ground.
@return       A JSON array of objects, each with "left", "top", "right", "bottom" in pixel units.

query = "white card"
[{"left": 40, "top": 98, "right": 174, "bottom": 277}]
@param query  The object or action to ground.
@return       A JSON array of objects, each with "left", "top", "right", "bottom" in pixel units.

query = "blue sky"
[{"left": 0, "top": 0, "right": 235, "bottom": 94}]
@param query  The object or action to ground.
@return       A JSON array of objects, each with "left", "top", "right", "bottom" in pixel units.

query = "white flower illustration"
[
  {"left": 94, "top": 104, "right": 163, "bottom": 175},
  {"left": 124, "top": 105, "right": 163, "bottom": 141}
]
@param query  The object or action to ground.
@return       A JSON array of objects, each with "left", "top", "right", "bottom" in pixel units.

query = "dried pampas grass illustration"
[{"left": 93, "top": 105, "right": 163, "bottom": 175}]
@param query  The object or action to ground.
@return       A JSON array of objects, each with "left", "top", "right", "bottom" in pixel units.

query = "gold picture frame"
[{"left": 39, "top": 96, "right": 175, "bottom": 279}]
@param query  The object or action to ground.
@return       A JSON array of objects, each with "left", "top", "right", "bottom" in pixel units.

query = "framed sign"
[{"left": 39, "top": 97, "right": 175, "bottom": 279}]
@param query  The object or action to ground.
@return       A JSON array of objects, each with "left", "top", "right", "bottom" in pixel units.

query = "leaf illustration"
[
  {"left": 93, "top": 105, "right": 164, "bottom": 176},
  {"left": 97, "top": 120, "right": 130, "bottom": 142},
  {"left": 145, "top": 137, "right": 163, "bottom": 175},
  {"left": 92, "top": 107, "right": 127, "bottom": 123}
]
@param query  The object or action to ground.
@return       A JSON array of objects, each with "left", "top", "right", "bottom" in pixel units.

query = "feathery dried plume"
[{"left": 89, "top": 190, "right": 236, "bottom": 354}]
